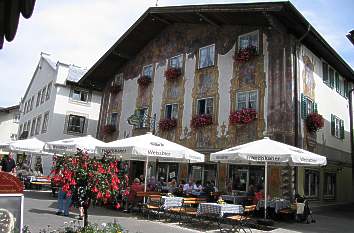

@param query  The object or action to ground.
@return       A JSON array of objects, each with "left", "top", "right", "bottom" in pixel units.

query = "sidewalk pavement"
[{"left": 23, "top": 191, "right": 354, "bottom": 233}]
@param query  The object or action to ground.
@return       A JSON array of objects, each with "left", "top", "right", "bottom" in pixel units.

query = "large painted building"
[{"left": 79, "top": 2, "right": 354, "bottom": 202}]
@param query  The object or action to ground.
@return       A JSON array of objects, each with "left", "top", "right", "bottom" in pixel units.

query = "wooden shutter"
[
  {"left": 340, "top": 120, "right": 345, "bottom": 139},
  {"left": 331, "top": 114, "right": 335, "bottom": 136},
  {"left": 301, "top": 94, "right": 306, "bottom": 119}
]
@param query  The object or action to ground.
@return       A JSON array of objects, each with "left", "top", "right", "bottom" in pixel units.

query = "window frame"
[
  {"left": 168, "top": 54, "right": 184, "bottom": 69},
  {"left": 30, "top": 118, "right": 36, "bottom": 136},
  {"left": 142, "top": 64, "right": 153, "bottom": 79},
  {"left": 70, "top": 87, "right": 89, "bottom": 103},
  {"left": 322, "top": 62, "right": 329, "bottom": 84},
  {"left": 196, "top": 97, "right": 214, "bottom": 115},
  {"left": 331, "top": 114, "right": 344, "bottom": 140},
  {"left": 46, "top": 82, "right": 52, "bottom": 101},
  {"left": 323, "top": 172, "right": 336, "bottom": 199},
  {"left": 238, "top": 30, "right": 259, "bottom": 52},
  {"left": 67, "top": 114, "right": 86, "bottom": 134},
  {"left": 35, "top": 115, "right": 42, "bottom": 135},
  {"left": 40, "top": 87, "right": 46, "bottom": 104},
  {"left": 137, "top": 107, "right": 149, "bottom": 128},
  {"left": 236, "top": 90, "right": 258, "bottom": 111},
  {"left": 198, "top": 44, "right": 215, "bottom": 69},
  {"left": 36, "top": 90, "right": 41, "bottom": 107},
  {"left": 41, "top": 112, "right": 49, "bottom": 133},
  {"left": 304, "top": 169, "right": 320, "bottom": 199},
  {"left": 165, "top": 103, "right": 178, "bottom": 119}
]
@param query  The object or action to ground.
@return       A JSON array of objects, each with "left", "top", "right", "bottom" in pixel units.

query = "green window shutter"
[
  {"left": 335, "top": 72, "right": 340, "bottom": 92},
  {"left": 313, "top": 102, "right": 318, "bottom": 113},
  {"left": 301, "top": 93, "right": 306, "bottom": 119},
  {"left": 329, "top": 68, "right": 335, "bottom": 88},
  {"left": 340, "top": 120, "right": 345, "bottom": 139},
  {"left": 344, "top": 80, "right": 349, "bottom": 98},
  {"left": 331, "top": 114, "right": 335, "bottom": 136},
  {"left": 322, "top": 62, "right": 328, "bottom": 83}
]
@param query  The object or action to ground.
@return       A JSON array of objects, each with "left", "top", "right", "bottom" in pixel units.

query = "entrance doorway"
[{"left": 130, "top": 161, "right": 144, "bottom": 181}]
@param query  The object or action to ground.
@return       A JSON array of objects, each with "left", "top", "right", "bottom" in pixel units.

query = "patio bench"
[
  {"left": 135, "top": 191, "right": 160, "bottom": 213},
  {"left": 143, "top": 194, "right": 163, "bottom": 220},
  {"left": 169, "top": 197, "right": 207, "bottom": 224}
]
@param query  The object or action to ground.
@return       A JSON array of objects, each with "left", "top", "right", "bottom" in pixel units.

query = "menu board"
[{"left": 0, "top": 194, "right": 23, "bottom": 233}]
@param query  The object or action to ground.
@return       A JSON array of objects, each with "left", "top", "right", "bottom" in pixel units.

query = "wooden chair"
[
  {"left": 169, "top": 197, "right": 207, "bottom": 224},
  {"left": 144, "top": 194, "right": 163, "bottom": 220},
  {"left": 135, "top": 191, "right": 160, "bottom": 213},
  {"left": 225, "top": 205, "right": 256, "bottom": 233},
  {"left": 278, "top": 203, "right": 297, "bottom": 221}
]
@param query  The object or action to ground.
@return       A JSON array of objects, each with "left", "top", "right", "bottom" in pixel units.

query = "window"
[
  {"left": 107, "top": 112, "right": 118, "bottom": 126},
  {"left": 328, "top": 67, "right": 335, "bottom": 88},
  {"left": 237, "top": 90, "right": 258, "bottom": 110},
  {"left": 322, "top": 62, "right": 329, "bottom": 83},
  {"left": 27, "top": 120, "right": 30, "bottom": 131},
  {"left": 19, "top": 124, "right": 23, "bottom": 135},
  {"left": 13, "top": 113, "right": 20, "bottom": 123},
  {"left": 304, "top": 170, "right": 319, "bottom": 198},
  {"left": 36, "top": 90, "right": 41, "bottom": 106},
  {"left": 331, "top": 114, "right": 344, "bottom": 139},
  {"left": 324, "top": 173, "right": 336, "bottom": 198},
  {"left": 71, "top": 88, "right": 89, "bottom": 102},
  {"left": 301, "top": 94, "right": 317, "bottom": 119},
  {"left": 137, "top": 108, "right": 148, "bottom": 128},
  {"left": 10, "top": 134, "right": 17, "bottom": 140},
  {"left": 169, "top": 55, "right": 183, "bottom": 69},
  {"left": 165, "top": 104, "right": 178, "bottom": 119},
  {"left": 41, "top": 87, "right": 46, "bottom": 104},
  {"left": 344, "top": 80, "right": 349, "bottom": 98},
  {"left": 113, "top": 73, "right": 123, "bottom": 86},
  {"left": 198, "top": 44, "right": 215, "bottom": 69},
  {"left": 67, "top": 114, "right": 86, "bottom": 134},
  {"left": 335, "top": 72, "right": 341, "bottom": 93},
  {"left": 42, "top": 112, "right": 49, "bottom": 133},
  {"left": 239, "top": 30, "right": 259, "bottom": 50},
  {"left": 30, "top": 96, "right": 34, "bottom": 111},
  {"left": 197, "top": 98, "right": 213, "bottom": 115},
  {"left": 24, "top": 102, "right": 28, "bottom": 114},
  {"left": 46, "top": 82, "right": 52, "bottom": 100},
  {"left": 35, "top": 115, "right": 42, "bottom": 135},
  {"left": 30, "top": 118, "right": 36, "bottom": 136},
  {"left": 143, "top": 65, "right": 153, "bottom": 79},
  {"left": 23, "top": 122, "right": 27, "bottom": 132}
]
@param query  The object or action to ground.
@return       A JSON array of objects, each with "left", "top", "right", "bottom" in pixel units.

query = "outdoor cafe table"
[
  {"left": 197, "top": 203, "right": 244, "bottom": 218},
  {"left": 221, "top": 195, "right": 249, "bottom": 205},
  {"left": 256, "top": 199, "right": 291, "bottom": 213},
  {"left": 161, "top": 196, "right": 183, "bottom": 210}
]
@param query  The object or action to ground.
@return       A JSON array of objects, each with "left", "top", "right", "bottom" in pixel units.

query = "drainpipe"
[{"left": 349, "top": 88, "right": 354, "bottom": 202}]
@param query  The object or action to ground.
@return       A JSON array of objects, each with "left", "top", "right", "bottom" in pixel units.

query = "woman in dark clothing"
[{"left": 72, "top": 179, "right": 88, "bottom": 220}]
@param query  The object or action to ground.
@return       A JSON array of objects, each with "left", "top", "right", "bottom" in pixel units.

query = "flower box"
[
  {"left": 234, "top": 46, "right": 258, "bottom": 63},
  {"left": 306, "top": 112, "right": 324, "bottom": 133},
  {"left": 165, "top": 67, "right": 182, "bottom": 81},
  {"left": 191, "top": 114, "right": 213, "bottom": 129},
  {"left": 137, "top": 75, "right": 152, "bottom": 87},
  {"left": 159, "top": 118, "right": 177, "bottom": 131},
  {"left": 102, "top": 124, "right": 116, "bottom": 135},
  {"left": 229, "top": 108, "right": 257, "bottom": 125}
]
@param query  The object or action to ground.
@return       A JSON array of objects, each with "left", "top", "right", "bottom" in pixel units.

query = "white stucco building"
[
  {"left": 18, "top": 54, "right": 102, "bottom": 142},
  {"left": 0, "top": 105, "right": 20, "bottom": 142}
]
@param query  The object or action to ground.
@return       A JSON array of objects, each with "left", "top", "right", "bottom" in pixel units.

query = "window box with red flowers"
[
  {"left": 137, "top": 75, "right": 152, "bottom": 87},
  {"left": 102, "top": 124, "right": 116, "bottom": 135},
  {"left": 306, "top": 112, "right": 324, "bottom": 133},
  {"left": 165, "top": 67, "right": 182, "bottom": 81},
  {"left": 191, "top": 114, "right": 213, "bottom": 129},
  {"left": 159, "top": 118, "right": 177, "bottom": 131},
  {"left": 234, "top": 46, "right": 258, "bottom": 63},
  {"left": 229, "top": 108, "right": 257, "bottom": 125}
]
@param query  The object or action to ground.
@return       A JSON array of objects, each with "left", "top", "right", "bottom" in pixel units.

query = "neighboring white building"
[
  {"left": 0, "top": 105, "right": 20, "bottom": 142},
  {"left": 18, "top": 54, "right": 102, "bottom": 142}
]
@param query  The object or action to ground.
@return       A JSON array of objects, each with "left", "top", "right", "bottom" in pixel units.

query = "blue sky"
[{"left": 0, "top": 0, "right": 353, "bottom": 107}]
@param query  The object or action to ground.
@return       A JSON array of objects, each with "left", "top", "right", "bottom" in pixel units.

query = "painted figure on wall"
[
  {"left": 239, "top": 63, "right": 256, "bottom": 85},
  {"left": 302, "top": 55, "right": 315, "bottom": 100}
]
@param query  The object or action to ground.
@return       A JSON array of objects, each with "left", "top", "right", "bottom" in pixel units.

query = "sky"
[{"left": 0, "top": 0, "right": 353, "bottom": 107}]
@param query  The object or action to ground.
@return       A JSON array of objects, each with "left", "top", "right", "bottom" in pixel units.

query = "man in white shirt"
[{"left": 183, "top": 179, "right": 194, "bottom": 195}]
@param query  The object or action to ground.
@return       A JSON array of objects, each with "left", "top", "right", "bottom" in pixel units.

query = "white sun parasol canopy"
[
  {"left": 96, "top": 132, "right": 204, "bottom": 163},
  {"left": 44, "top": 135, "right": 106, "bottom": 155},
  {"left": 210, "top": 137, "right": 327, "bottom": 219},
  {"left": 8, "top": 137, "right": 46, "bottom": 153}
]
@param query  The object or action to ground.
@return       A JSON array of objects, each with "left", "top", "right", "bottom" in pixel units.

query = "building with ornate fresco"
[{"left": 79, "top": 2, "right": 354, "bottom": 202}]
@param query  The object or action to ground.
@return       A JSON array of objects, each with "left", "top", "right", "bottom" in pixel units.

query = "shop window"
[
  {"left": 165, "top": 104, "right": 178, "bottom": 119},
  {"left": 238, "top": 30, "right": 259, "bottom": 51},
  {"left": 67, "top": 114, "right": 86, "bottom": 134},
  {"left": 237, "top": 90, "right": 258, "bottom": 110},
  {"left": 304, "top": 170, "right": 319, "bottom": 198},
  {"left": 157, "top": 163, "right": 178, "bottom": 182},
  {"left": 324, "top": 172, "right": 336, "bottom": 199},
  {"left": 198, "top": 44, "right": 215, "bottom": 69},
  {"left": 229, "top": 165, "right": 264, "bottom": 194},
  {"left": 197, "top": 97, "right": 213, "bottom": 115},
  {"left": 189, "top": 164, "right": 216, "bottom": 185},
  {"left": 331, "top": 114, "right": 344, "bottom": 139}
]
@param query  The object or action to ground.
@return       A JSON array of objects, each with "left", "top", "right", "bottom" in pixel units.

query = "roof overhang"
[{"left": 79, "top": 1, "right": 354, "bottom": 90}]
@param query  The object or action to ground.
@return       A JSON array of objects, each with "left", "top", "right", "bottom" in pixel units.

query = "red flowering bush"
[
  {"left": 51, "top": 150, "right": 129, "bottom": 226},
  {"left": 234, "top": 46, "right": 258, "bottom": 63},
  {"left": 191, "top": 114, "right": 213, "bottom": 129},
  {"left": 102, "top": 124, "right": 116, "bottom": 135},
  {"left": 159, "top": 118, "right": 177, "bottom": 131},
  {"left": 137, "top": 75, "right": 152, "bottom": 86},
  {"left": 165, "top": 67, "right": 181, "bottom": 81},
  {"left": 229, "top": 108, "right": 257, "bottom": 124},
  {"left": 109, "top": 83, "right": 122, "bottom": 94},
  {"left": 306, "top": 112, "right": 324, "bottom": 133}
]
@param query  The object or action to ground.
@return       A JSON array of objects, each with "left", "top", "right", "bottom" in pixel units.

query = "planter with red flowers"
[
  {"left": 165, "top": 67, "right": 182, "bottom": 81},
  {"left": 306, "top": 112, "right": 324, "bottom": 133},
  {"left": 191, "top": 114, "right": 213, "bottom": 129},
  {"left": 109, "top": 83, "right": 122, "bottom": 94},
  {"left": 102, "top": 124, "right": 116, "bottom": 135},
  {"left": 137, "top": 75, "right": 152, "bottom": 87},
  {"left": 229, "top": 108, "right": 257, "bottom": 125},
  {"left": 159, "top": 118, "right": 177, "bottom": 131},
  {"left": 234, "top": 46, "right": 258, "bottom": 63}
]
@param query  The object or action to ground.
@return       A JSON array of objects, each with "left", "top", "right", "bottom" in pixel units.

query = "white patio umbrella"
[
  {"left": 96, "top": 132, "right": 204, "bottom": 191},
  {"left": 8, "top": 137, "right": 45, "bottom": 153},
  {"left": 44, "top": 135, "right": 106, "bottom": 155},
  {"left": 210, "top": 137, "right": 327, "bottom": 219}
]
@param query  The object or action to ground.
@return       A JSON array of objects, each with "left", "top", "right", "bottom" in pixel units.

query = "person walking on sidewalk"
[{"left": 56, "top": 187, "right": 72, "bottom": 217}]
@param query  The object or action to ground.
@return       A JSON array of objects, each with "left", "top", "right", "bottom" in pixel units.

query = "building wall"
[{"left": 0, "top": 109, "right": 19, "bottom": 141}]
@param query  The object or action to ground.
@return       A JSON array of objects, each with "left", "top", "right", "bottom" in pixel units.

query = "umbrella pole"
[
  {"left": 144, "top": 156, "right": 149, "bottom": 203},
  {"left": 264, "top": 161, "right": 268, "bottom": 219}
]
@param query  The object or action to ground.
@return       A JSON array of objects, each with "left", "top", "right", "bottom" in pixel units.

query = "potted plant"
[
  {"left": 165, "top": 67, "right": 182, "bottom": 81},
  {"left": 102, "top": 124, "right": 116, "bottom": 135},
  {"left": 234, "top": 46, "right": 258, "bottom": 63},
  {"left": 137, "top": 75, "right": 152, "bottom": 87},
  {"left": 191, "top": 114, "right": 213, "bottom": 129},
  {"left": 158, "top": 118, "right": 177, "bottom": 131},
  {"left": 306, "top": 112, "right": 324, "bottom": 133},
  {"left": 229, "top": 108, "right": 257, "bottom": 125}
]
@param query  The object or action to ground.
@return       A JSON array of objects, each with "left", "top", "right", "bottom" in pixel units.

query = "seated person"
[
  {"left": 147, "top": 176, "right": 157, "bottom": 191},
  {"left": 168, "top": 179, "right": 178, "bottom": 193},
  {"left": 192, "top": 180, "right": 203, "bottom": 196},
  {"left": 183, "top": 179, "right": 194, "bottom": 195},
  {"left": 156, "top": 177, "right": 167, "bottom": 192},
  {"left": 127, "top": 178, "right": 144, "bottom": 207},
  {"left": 254, "top": 188, "right": 265, "bottom": 204}
]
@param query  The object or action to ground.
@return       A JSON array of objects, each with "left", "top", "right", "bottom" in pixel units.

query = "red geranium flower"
[
  {"left": 165, "top": 67, "right": 181, "bottom": 81},
  {"left": 191, "top": 114, "right": 213, "bottom": 129},
  {"left": 229, "top": 108, "right": 257, "bottom": 125}
]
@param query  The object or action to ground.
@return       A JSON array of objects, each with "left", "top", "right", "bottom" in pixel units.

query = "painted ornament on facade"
[{"left": 302, "top": 55, "right": 315, "bottom": 100}]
